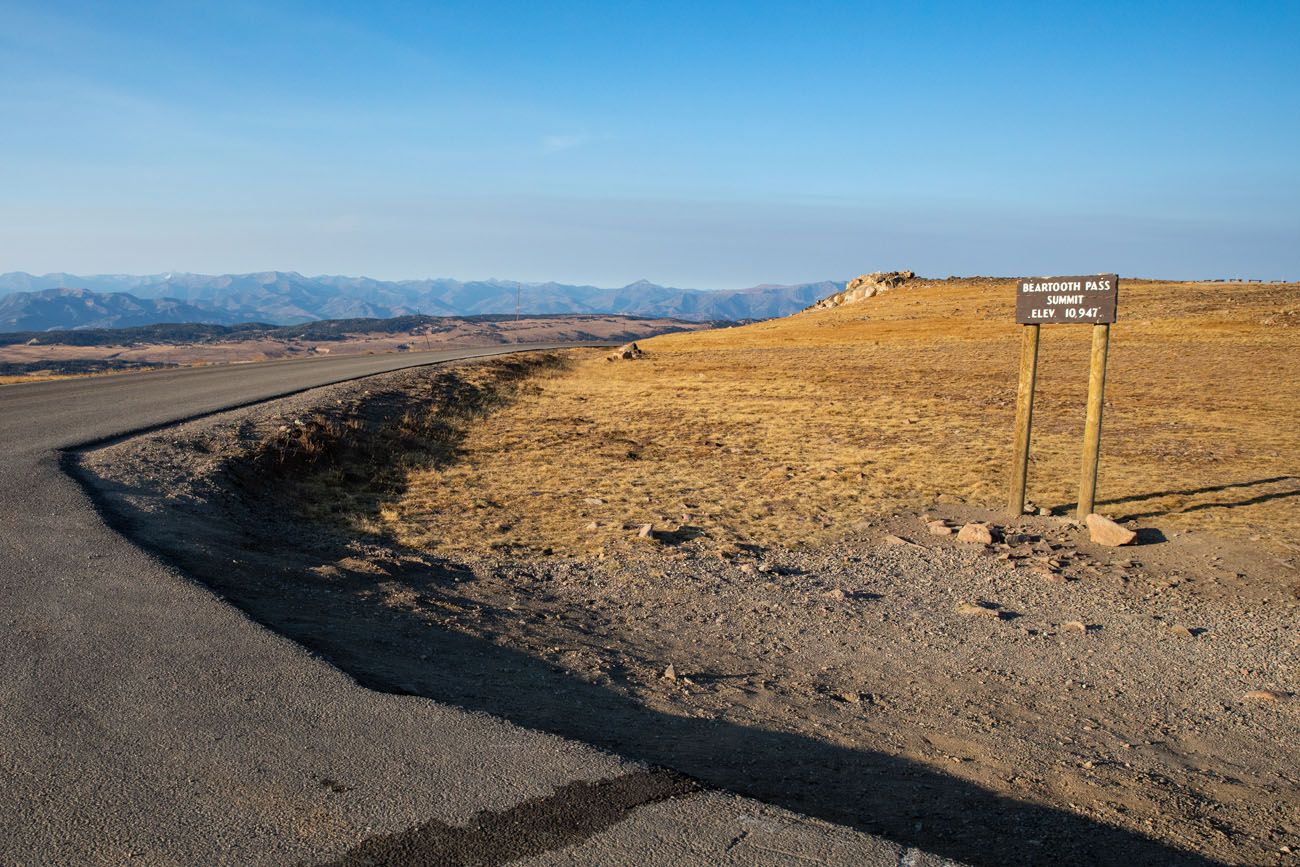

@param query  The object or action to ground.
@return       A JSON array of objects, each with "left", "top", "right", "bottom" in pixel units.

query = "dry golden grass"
[
  {"left": 379, "top": 278, "right": 1300, "bottom": 557},
  {"left": 0, "top": 369, "right": 145, "bottom": 386}
]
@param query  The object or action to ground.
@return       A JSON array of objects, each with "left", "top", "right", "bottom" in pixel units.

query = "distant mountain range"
[{"left": 0, "top": 272, "right": 846, "bottom": 332}]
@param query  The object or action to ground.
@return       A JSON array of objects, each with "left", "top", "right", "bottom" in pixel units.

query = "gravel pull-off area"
[{"left": 78, "top": 360, "right": 1299, "bottom": 867}]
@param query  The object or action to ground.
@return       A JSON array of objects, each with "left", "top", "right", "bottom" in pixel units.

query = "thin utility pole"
[{"left": 417, "top": 309, "right": 432, "bottom": 352}]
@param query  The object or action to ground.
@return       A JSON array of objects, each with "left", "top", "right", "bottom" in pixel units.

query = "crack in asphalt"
[{"left": 313, "top": 770, "right": 700, "bottom": 867}]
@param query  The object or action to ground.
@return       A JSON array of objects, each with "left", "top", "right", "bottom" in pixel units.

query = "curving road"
[{"left": 0, "top": 347, "right": 949, "bottom": 866}]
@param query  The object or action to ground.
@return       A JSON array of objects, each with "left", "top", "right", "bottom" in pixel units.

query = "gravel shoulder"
[{"left": 79, "top": 358, "right": 1300, "bottom": 867}]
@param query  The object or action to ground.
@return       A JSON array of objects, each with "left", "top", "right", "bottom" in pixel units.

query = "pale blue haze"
[{"left": 1, "top": 1, "right": 1297, "bottom": 285}]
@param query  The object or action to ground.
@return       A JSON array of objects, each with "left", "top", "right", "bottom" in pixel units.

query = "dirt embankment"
[{"left": 78, "top": 351, "right": 1299, "bottom": 867}]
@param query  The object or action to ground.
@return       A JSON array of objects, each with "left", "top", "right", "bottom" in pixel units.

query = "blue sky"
[{"left": 1, "top": 1, "right": 1297, "bottom": 286}]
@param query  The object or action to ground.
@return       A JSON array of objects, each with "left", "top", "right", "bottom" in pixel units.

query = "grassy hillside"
[{"left": 378, "top": 277, "right": 1300, "bottom": 556}]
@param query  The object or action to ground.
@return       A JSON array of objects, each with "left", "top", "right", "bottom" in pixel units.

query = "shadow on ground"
[
  {"left": 67, "top": 362, "right": 1226, "bottom": 867},
  {"left": 75, "top": 475, "right": 1221, "bottom": 867},
  {"left": 1095, "top": 475, "right": 1300, "bottom": 523}
]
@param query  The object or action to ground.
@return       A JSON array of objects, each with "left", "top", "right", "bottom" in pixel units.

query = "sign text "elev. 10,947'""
[{"left": 1015, "top": 274, "right": 1118, "bottom": 325}]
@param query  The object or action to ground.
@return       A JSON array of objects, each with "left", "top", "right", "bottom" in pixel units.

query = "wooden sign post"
[
  {"left": 1007, "top": 323, "right": 1040, "bottom": 515},
  {"left": 1008, "top": 274, "right": 1119, "bottom": 520}
]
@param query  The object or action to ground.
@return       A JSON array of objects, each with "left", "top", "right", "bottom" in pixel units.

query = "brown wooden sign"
[
  {"left": 1008, "top": 273, "right": 1119, "bottom": 522},
  {"left": 1015, "top": 274, "right": 1118, "bottom": 325}
]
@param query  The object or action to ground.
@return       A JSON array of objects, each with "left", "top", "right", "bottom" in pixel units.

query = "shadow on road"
[{"left": 75, "top": 464, "right": 1220, "bottom": 867}]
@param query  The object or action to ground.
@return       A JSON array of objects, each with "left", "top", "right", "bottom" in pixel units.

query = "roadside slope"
[{"left": 0, "top": 348, "right": 925, "bottom": 866}]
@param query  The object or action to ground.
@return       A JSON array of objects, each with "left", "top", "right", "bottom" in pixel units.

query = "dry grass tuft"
[
  {"left": 233, "top": 353, "right": 571, "bottom": 531},
  {"left": 376, "top": 278, "right": 1299, "bottom": 558}
]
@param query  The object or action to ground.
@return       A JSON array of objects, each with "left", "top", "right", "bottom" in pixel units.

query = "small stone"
[
  {"left": 1035, "top": 567, "right": 1066, "bottom": 584},
  {"left": 1062, "top": 620, "right": 1088, "bottom": 634},
  {"left": 1005, "top": 533, "right": 1034, "bottom": 546},
  {"left": 661, "top": 664, "right": 677, "bottom": 681},
  {"left": 826, "top": 588, "right": 847, "bottom": 601},
  {"left": 926, "top": 520, "right": 954, "bottom": 536},
  {"left": 1037, "top": 507, "right": 1051, "bottom": 517},
  {"left": 637, "top": 523, "right": 655, "bottom": 539},
  {"left": 884, "top": 534, "right": 914, "bottom": 546},
  {"left": 957, "top": 523, "right": 994, "bottom": 545},
  {"left": 583, "top": 497, "right": 605, "bottom": 505},
  {"left": 956, "top": 601, "right": 1000, "bottom": 619},
  {"left": 1085, "top": 513, "right": 1137, "bottom": 546},
  {"left": 1243, "top": 689, "right": 1283, "bottom": 702},
  {"left": 835, "top": 690, "right": 861, "bottom": 704},
  {"left": 584, "top": 521, "right": 600, "bottom": 532},
  {"left": 1169, "top": 624, "right": 1195, "bottom": 638}
]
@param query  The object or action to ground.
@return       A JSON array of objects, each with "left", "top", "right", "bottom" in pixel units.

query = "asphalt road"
[{"left": 0, "top": 347, "right": 956, "bottom": 865}]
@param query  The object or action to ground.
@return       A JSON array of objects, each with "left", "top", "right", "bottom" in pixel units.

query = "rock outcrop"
[
  {"left": 608, "top": 342, "right": 646, "bottom": 361},
  {"left": 805, "top": 271, "right": 916, "bottom": 312}
]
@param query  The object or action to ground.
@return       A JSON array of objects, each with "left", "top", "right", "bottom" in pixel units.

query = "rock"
[
  {"left": 608, "top": 342, "right": 645, "bottom": 361},
  {"left": 957, "top": 523, "right": 994, "bottom": 545},
  {"left": 1037, "top": 507, "right": 1051, "bottom": 517},
  {"left": 1036, "top": 568, "right": 1067, "bottom": 584},
  {"left": 1169, "top": 624, "right": 1195, "bottom": 638},
  {"left": 661, "top": 664, "right": 677, "bottom": 681},
  {"left": 806, "top": 271, "right": 916, "bottom": 311},
  {"left": 927, "top": 520, "right": 955, "bottom": 536},
  {"left": 1062, "top": 620, "right": 1088, "bottom": 634},
  {"left": 636, "top": 523, "right": 655, "bottom": 539},
  {"left": 825, "top": 588, "right": 847, "bottom": 601},
  {"left": 835, "top": 690, "right": 861, "bottom": 704},
  {"left": 1243, "top": 689, "right": 1283, "bottom": 702},
  {"left": 884, "top": 534, "right": 915, "bottom": 546},
  {"left": 1004, "top": 532, "right": 1034, "bottom": 546},
  {"left": 583, "top": 497, "right": 605, "bottom": 505},
  {"left": 583, "top": 521, "right": 600, "bottom": 532},
  {"left": 1086, "top": 513, "right": 1137, "bottom": 546},
  {"left": 956, "top": 601, "right": 1001, "bottom": 619}
]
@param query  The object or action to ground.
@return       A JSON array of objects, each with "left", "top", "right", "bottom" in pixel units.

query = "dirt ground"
[{"left": 79, "top": 357, "right": 1299, "bottom": 866}]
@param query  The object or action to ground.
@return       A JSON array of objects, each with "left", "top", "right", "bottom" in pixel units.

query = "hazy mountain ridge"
[
  {"left": 0, "top": 272, "right": 845, "bottom": 332},
  {"left": 0, "top": 287, "right": 247, "bottom": 332}
]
